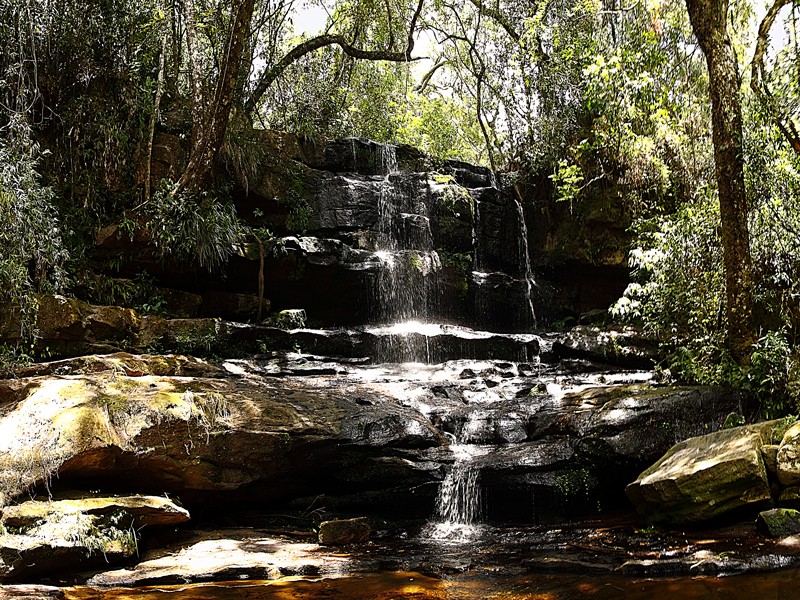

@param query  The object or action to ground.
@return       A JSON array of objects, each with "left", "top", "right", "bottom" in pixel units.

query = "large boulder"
[
  {"left": 626, "top": 420, "right": 785, "bottom": 524},
  {"left": 0, "top": 495, "right": 188, "bottom": 580},
  {"left": 777, "top": 422, "right": 800, "bottom": 485},
  {"left": 318, "top": 517, "right": 371, "bottom": 545}
]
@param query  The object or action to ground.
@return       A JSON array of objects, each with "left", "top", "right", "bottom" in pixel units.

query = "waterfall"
[
  {"left": 425, "top": 442, "right": 488, "bottom": 541},
  {"left": 377, "top": 143, "right": 399, "bottom": 250},
  {"left": 435, "top": 453, "right": 482, "bottom": 525},
  {"left": 512, "top": 193, "right": 537, "bottom": 330},
  {"left": 372, "top": 143, "right": 441, "bottom": 355},
  {"left": 471, "top": 173, "right": 537, "bottom": 331}
]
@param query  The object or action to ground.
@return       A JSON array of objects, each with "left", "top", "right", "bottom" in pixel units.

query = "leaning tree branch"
[
  {"left": 464, "top": 0, "right": 519, "bottom": 41},
  {"left": 416, "top": 58, "right": 449, "bottom": 92},
  {"left": 751, "top": 0, "right": 800, "bottom": 156},
  {"left": 245, "top": 0, "right": 425, "bottom": 117}
]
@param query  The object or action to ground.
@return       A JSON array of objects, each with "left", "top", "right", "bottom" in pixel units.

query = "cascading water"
[
  {"left": 513, "top": 193, "right": 537, "bottom": 330},
  {"left": 426, "top": 439, "right": 491, "bottom": 541},
  {"left": 371, "top": 143, "right": 442, "bottom": 360},
  {"left": 471, "top": 173, "right": 537, "bottom": 331},
  {"left": 435, "top": 445, "right": 483, "bottom": 525}
]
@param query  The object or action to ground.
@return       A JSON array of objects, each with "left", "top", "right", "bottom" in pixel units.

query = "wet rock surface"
[
  {"left": 0, "top": 343, "right": 749, "bottom": 527},
  {"left": 551, "top": 324, "right": 659, "bottom": 368},
  {"left": 39, "top": 517, "right": 800, "bottom": 590},
  {"left": 86, "top": 531, "right": 345, "bottom": 587}
]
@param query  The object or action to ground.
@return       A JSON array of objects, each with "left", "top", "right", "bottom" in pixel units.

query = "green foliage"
[
  {"left": 665, "top": 331, "right": 796, "bottom": 419},
  {"left": 394, "top": 94, "right": 486, "bottom": 164},
  {"left": 548, "top": 0, "right": 711, "bottom": 214},
  {"left": 0, "top": 342, "right": 37, "bottom": 376},
  {"left": 744, "top": 95, "right": 800, "bottom": 339},
  {"left": 148, "top": 186, "right": 245, "bottom": 273},
  {"left": 612, "top": 192, "right": 724, "bottom": 338},
  {"left": 82, "top": 272, "right": 167, "bottom": 315},
  {"left": 0, "top": 129, "right": 67, "bottom": 338}
]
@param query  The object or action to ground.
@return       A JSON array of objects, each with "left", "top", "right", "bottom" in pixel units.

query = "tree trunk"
[
  {"left": 177, "top": 0, "right": 256, "bottom": 195},
  {"left": 684, "top": 0, "right": 756, "bottom": 360},
  {"left": 145, "top": 0, "right": 168, "bottom": 202}
]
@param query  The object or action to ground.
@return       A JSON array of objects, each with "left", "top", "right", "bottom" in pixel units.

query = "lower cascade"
[{"left": 427, "top": 443, "right": 489, "bottom": 540}]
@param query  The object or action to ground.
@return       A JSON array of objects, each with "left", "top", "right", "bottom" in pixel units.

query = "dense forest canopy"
[{"left": 4, "top": 0, "right": 800, "bottom": 413}]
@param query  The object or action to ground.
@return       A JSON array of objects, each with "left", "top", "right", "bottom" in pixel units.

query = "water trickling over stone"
[
  {"left": 425, "top": 441, "right": 491, "bottom": 541},
  {"left": 512, "top": 192, "right": 538, "bottom": 330},
  {"left": 371, "top": 143, "right": 442, "bottom": 360},
  {"left": 435, "top": 445, "right": 483, "bottom": 525},
  {"left": 471, "top": 173, "right": 536, "bottom": 331}
]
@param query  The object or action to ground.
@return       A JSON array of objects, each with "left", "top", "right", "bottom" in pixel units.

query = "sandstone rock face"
[
  {"left": 0, "top": 349, "right": 753, "bottom": 527},
  {"left": 82, "top": 134, "right": 629, "bottom": 333},
  {"left": 626, "top": 421, "right": 783, "bottom": 524},
  {"left": 221, "top": 136, "right": 540, "bottom": 330}
]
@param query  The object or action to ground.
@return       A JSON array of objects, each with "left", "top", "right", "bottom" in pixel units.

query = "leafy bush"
[
  {"left": 612, "top": 173, "right": 800, "bottom": 417},
  {"left": 611, "top": 191, "right": 724, "bottom": 341},
  {"left": 148, "top": 186, "right": 245, "bottom": 274},
  {"left": 0, "top": 132, "right": 67, "bottom": 337}
]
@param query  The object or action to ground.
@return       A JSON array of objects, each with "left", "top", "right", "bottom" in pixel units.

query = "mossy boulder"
[
  {"left": 318, "top": 517, "right": 371, "bottom": 545},
  {"left": 777, "top": 422, "right": 800, "bottom": 486},
  {"left": 0, "top": 495, "right": 188, "bottom": 580},
  {"left": 0, "top": 373, "right": 235, "bottom": 505},
  {"left": 626, "top": 420, "right": 782, "bottom": 524},
  {"left": 756, "top": 508, "right": 800, "bottom": 537}
]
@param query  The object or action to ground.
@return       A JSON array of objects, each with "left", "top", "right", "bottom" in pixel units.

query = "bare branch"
[{"left": 750, "top": 0, "right": 800, "bottom": 155}]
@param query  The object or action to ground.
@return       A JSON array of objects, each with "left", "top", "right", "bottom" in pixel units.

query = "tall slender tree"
[
  {"left": 684, "top": 0, "right": 756, "bottom": 360},
  {"left": 177, "top": 0, "right": 256, "bottom": 195}
]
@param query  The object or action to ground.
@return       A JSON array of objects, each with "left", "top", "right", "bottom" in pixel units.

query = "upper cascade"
[{"left": 257, "top": 136, "right": 538, "bottom": 337}]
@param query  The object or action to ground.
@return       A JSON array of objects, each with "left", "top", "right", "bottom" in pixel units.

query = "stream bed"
[
  {"left": 8, "top": 511, "right": 800, "bottom": 599},
  {"left": 54, "top": 569, "right": 800, "bottom": 600}
]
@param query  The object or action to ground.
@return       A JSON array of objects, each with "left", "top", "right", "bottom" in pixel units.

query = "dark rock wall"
[
  {"left": 519, "top": 173, "right": 633, "bottom": 323},
  {"left": 96, "top": 131, "right": 631, "bottom": 330}
]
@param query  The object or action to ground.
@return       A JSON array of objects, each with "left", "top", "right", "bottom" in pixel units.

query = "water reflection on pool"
[{"left": 59, "top": 567, "right": 800, "bottom": 600}]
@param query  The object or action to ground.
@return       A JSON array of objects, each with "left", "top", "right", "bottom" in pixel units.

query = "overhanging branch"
[
  {"left": 245, "top": 1, "right": 425, "bottom": 117},
  {"left": 751, "top": 0, "right": 800, "bottom": 155}
]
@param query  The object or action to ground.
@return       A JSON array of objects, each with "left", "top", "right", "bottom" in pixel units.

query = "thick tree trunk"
[
  {"left": 685, "top": 0, "right": 756, "bottom": 360},
  {"left": 177, "top": 0, "right": 256, "bottom": 195}
]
